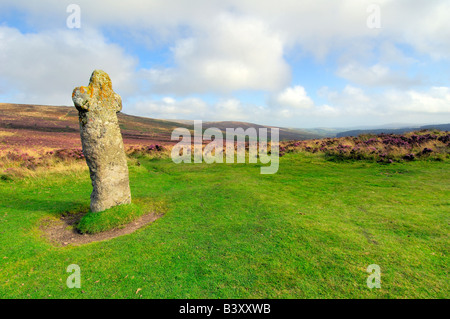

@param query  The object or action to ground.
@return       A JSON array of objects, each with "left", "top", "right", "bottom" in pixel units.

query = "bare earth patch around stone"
[{"left": 40, "top": 211, "right": 163, "bottom": 247}]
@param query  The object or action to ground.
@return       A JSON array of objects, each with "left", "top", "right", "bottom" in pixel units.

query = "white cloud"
[
  {"left": 0, "top": 0, "right": 449, "bottom": 127},
  {"left": 336, "top": 63, "right": 422, "bottom": 88},
  {"left": 319, "top": 85, "right": 373, "bottom": 116},
  {"left": 214, "top": 99, "right": 247, "bottom": 120},
  {"left": 382, "top": 0, "right": 450, "bottom": 61},
  {"left": 145, "top": 13, "right": 290, "bottom": 94},
  {"left": 378, "top": 42, "right": 419, "bottom": 65},
  {"left": 129, "top": 96, "right": 269, "bottom": 123},
  {"left": 0, "top": 26, "right": 138, "bottom": 105},
  {"left": 385, "top": 87, "right": 450, "bottom": 114},
  {"left": 273, "top": 86, "right": 314, "bottom": 109},
  {"left": 264, "top": 85, "right": 340, "bottom": 124},
  {"left": 127, "top": 83, "right": 450, "bottom": 128},
  {"left": 234, "top": 0, "right": 450, "bottom": 62},
  {"left": 2, "top": 0, "right": 450, "bottom": 62},
  {"left": 318, "top": 85, "right": 450, "bottom": 124},
  {"left": 131, "top": 97, "right": 209, "bottom": 119}
]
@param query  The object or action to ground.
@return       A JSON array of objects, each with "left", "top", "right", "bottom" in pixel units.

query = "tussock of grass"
[
  {"left": 0, "top": 151, "right": 88, "bottom": 180},
  {"left": 77, "top": 203, "right": 144, "bottom": 234}
]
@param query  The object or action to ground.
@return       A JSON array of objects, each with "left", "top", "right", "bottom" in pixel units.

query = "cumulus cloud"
[
  {"left": 2, "top": 0, "right": 450, "bottom": 61},
  {"left": 318, "top": 85, "right": 450, "bottom": 124},
  {"left": 381, "top": 0, "right": 450, "bottom": 61},
  {"left": 272, "top": 86, "right": 314, "bottom": 109},
  {"left": 126, "top": 83, "right": 450, "bottom": 128},
  {"left": 319, "top": 85, "right": 376, "bottom": 116},
  {"left": 235, "top": 0, "right": 450, "bottom": 62},
  {"left": 336, "top": 63, "right": 422, "bottom": 88},
  {"left": 264, "top": 85, "right": 341, "bottom": 125},
  {"left": 0, "top": 26, "right": 137, "bottom": 105},
  {"left": 128, "top": 96, "right": 269, "bottom": 123},
  {"left": 0, "top": 0, "right": 449, "bottom": 127},
  {"left": 131, "top": 96, "right": 208, "bottom": 119},
  {"left": 384, "top": 87, "right": 450, "bottom": 114},
  {"left": 144, "top": 13, "right": 290, "bottom": 94}
]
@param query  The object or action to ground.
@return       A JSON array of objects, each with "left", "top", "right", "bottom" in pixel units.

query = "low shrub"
[{"left": 280, "top": 130, "right": 450, "bottom": 163}]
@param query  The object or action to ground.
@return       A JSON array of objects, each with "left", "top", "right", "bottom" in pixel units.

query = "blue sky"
[{"left": 0, "top": 0, "right": 449, "bottom": 128}]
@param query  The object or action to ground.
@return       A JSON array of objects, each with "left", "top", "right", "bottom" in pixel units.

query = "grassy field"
[{"left": 0, "top": 152, "right": 448, "bottom": 298}]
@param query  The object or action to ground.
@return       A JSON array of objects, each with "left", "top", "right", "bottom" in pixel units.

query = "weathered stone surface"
[{"left": 72, "top": 70, "right": 131, "bottom": 212}]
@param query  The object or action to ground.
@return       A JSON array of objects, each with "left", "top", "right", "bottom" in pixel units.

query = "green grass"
[
  {"left": 0, "top": 153, "right": 448, "bottom": 298},
  {"left": 77, "top": 203, "right": 144, "bottom": 234}
]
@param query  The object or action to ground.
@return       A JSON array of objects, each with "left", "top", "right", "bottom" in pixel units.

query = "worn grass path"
[{"left": 0, "top": 153, "right": 448, "bottom": 298}]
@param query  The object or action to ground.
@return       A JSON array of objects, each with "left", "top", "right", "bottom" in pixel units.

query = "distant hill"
[
  {"left": 0, "top": 103, "right": 321, "bottom": 152},
  {"left": 164, "top": 120, "right": 322, "bottom": 140},
  {"left": 202, "top": 121, "right": 320, "bottom": 141},
  {"left": 336, "top": 123, "right": 450, "bottom": 138}
]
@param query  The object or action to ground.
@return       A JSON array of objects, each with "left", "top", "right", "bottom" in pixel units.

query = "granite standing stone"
[{"left": 72, "top": 70, "right": 131, "bottom": 212}]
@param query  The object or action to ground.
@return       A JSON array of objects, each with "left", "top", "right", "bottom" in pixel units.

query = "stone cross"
[{"left": 72, "top": 70, "right": 131, "bottom": 212}]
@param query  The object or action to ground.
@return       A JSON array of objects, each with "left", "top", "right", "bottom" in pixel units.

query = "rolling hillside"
[{"left": 0, "top": 103, "right": 321, "bottom": 153}]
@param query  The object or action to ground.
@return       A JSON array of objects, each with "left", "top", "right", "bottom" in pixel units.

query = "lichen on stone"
[{"left": 72, "top": 70, "right": 131, "bottom": 213}]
